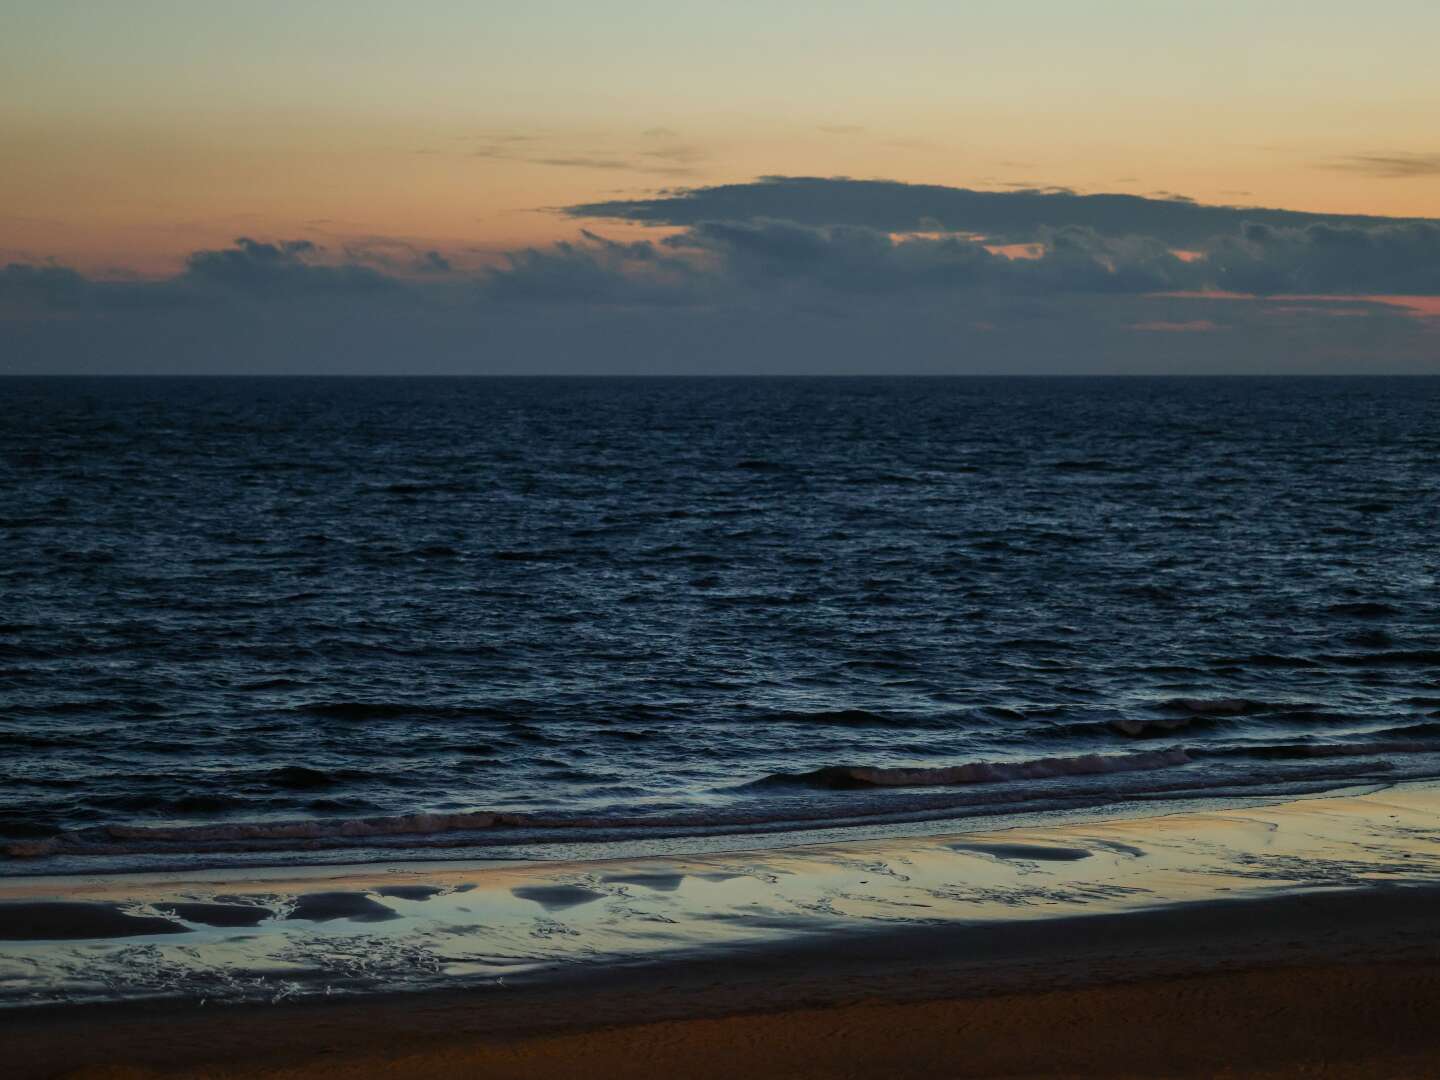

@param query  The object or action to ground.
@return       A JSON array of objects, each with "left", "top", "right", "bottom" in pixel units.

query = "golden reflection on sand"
[{"left": 1, "top": 783, "right": 1437, "bottom": 1007}]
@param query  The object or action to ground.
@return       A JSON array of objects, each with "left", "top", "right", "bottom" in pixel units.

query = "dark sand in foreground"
[{"left": 4, "top": 786, "right": 1440, "bottom": 1077}]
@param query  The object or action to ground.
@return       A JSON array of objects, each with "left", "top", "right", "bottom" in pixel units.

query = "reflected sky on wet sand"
[{"left": 1, "top": 783, "right": 1438, "bottom": 1008}]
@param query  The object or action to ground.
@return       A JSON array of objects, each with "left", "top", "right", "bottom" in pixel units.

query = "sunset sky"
[{"left": 3, "top": 1, "right": 1438, "bottom": 373}]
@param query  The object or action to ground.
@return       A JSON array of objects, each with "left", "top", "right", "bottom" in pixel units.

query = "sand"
[{"left": 3, "top": 783, "right": 1440, "bottom": 1077}]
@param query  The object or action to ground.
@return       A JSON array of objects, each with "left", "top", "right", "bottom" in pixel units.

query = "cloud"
[
  {"left": 473, "top": 133, "right": 702, "bottom": 176},
  {"left": 321, "top": 234, "right": 462, "bottom": 275},
  {"left": 415, "top": 250, "right": 452, "bottom": 274},
  {"left": 13, "top": 213, "right": 1440, "bottom": 322},
  {"left": 674, "top": 219, "right": 998, "bottom": 292},
  {"left": 640, "top": 144, "right": 706, "bottom": 165},
  {"left": 3, "top": 239, "right": 404, "bottom": 320},
  {"left": 5, "top": 213, "right": 1439, "bottom": 375},
  {"left": 181, "top": 237, "right": 396, "bottom": 296},
  {"left": 565, "top": 175, "right": 1433, "bottom": 247},
  {"left": 818, "top": 124, "right": 865, "bottom": 135},
  {"left": 643, "top": 219, "right": 1198, "bottom": 297},
  {"left": 13, "top": 216, "right": 1440, "bottom": 323},
  {"left": 1207, "top": 221, "right": 1440, "bottom": 295},
  {"left": 1323, "top": 153, "right": 1440, "bottom": 178},
  {"left": 468, "top": 220, "right": 1203, "bottom": 305},
  {"left": 0, "top": 262, "right": 93, "bottom": 310},
  {"left": 485, "top": 231, "right": 698, "bottom": 305},
  {"left": 524, "top": 155, "right": 635, "bottom": 171}
]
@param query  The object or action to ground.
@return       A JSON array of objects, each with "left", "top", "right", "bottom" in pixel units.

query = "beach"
[
  {"left": 11, "top": 3, "right": 1440, "bottom": 1072},
  {"left": 4, "top": 782, "right": 1439, "bottom": 1077},
  {"left": 8, "top": 375, "right": 1440, "bottom": 1078}
]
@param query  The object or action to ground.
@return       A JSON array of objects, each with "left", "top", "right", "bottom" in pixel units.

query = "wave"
[
  {"left": 264, "top": 766, "right": 343, "bottom": 790},
  {"left": 295, "top": 702, "right": 516, "bottom": 721},
  {"left": 1207, "top": 739, "right": 1440, "bottom": 761},
  {"left": 1106, "top": 698, "right": 1349, "bottom": 736},
  {"left": 3, "top": 810, "right": 531, "bottom": 859},
  {"left": 750, "top": 748, "right": 1192, "bottom": 790},
  {"left": 491, "top": 548, "right": 589, "bottom": 563},
  {"left": 1215, "top": 654, "right": 1319, "bottom": 669},
  {"left": 0, "top": 730, "right": 99, "bottom": 749},
  {"left": 1383, "top": 721, "right": 1440, "bottom": 738},
  {"left": 0, "top": 748, "right": 1193, "bottom": 860},
  {"left": 1108, "top": 717, "right": 1212, "bottom": 737},
  {"left": 1051, "top": 459, "right": 1118, "bottom": 471},
  {"left": 1320, "top": 650, "right": 1440, "bottom": 668},
  {"left": 1326, "top": 602, "right": 1401, "bottom": 617},
  {"left": 763, "top": 708, "right": 927, "bottom": 728},
  {"left": 8, "top": 698, "right": 163, "bottom": 716},
  {"left": 105, "top": 809, "right": 528, "bottom": 843},
  {"left": 9, "top": 738, "right": 1437, "bottom": 865},
  {"left": 1164, "top": 697, "right": 1270, "bottom": 715}
]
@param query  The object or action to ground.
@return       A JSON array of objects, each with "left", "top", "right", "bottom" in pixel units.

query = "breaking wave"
[
  {"left": 751, "top": 748, "right": 1192, "bottom": 789},
  {"left": 6, "top": 732, "right": 1438, "bottom": 866}
]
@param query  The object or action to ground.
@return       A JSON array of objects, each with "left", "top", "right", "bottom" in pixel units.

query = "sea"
[{"left": 3, "top": 376, "right": 1439, "bottom": 875}]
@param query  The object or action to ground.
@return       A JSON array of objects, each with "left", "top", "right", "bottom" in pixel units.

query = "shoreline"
[
  {"left": 3, "top": 782, "right": 1440, "bottom": 1076},
  {"left": 13, "top": 759, "right": 1418, "bottom": 878},
  {"left": 8, "top": 887, "right": 1440, "bottom": 1077}
]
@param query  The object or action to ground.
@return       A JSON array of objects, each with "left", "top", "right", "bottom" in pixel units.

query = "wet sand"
[{"left": 3, "top": 783, "right": 1440, "bottom": 1076}]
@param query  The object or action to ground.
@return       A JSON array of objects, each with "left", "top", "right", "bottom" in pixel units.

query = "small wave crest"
[
  {"left": 762, "top": 708, "right": 940, "bottom": 729},
  {"left": 0, "top": 748, "right": 1192, "bottom": 861},
  {"left": 750, "top": 748, "right": 1192, "bottom": 790},
  {"left": 5, "top": 810, "right": 530, "bottom": 859},
  {"left": 1209, "top": 739, "right": 1440, "bottom": 761},
  {"left": 295, "top": 702, "right": 515, "bottom": 721},
  {"left": 1164, "top": 697, "right": 1268, "bottom": 716}
]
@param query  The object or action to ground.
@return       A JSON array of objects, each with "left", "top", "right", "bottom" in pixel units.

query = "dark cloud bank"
[
  {"left": 565, "top": 176, "right": 1433, "bottom": 248},
  {"left": 3, "top": 179, "right": 1438, "bottom": 374}
]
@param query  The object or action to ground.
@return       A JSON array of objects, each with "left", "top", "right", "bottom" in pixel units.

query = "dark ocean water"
[{"left": 3, "top": 377, "right": 1440, "bottom": 871}]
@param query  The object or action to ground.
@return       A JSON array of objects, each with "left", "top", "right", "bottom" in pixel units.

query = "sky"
[{"left": 2, "top": 0, "right": 1439, "bottom": 374}]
